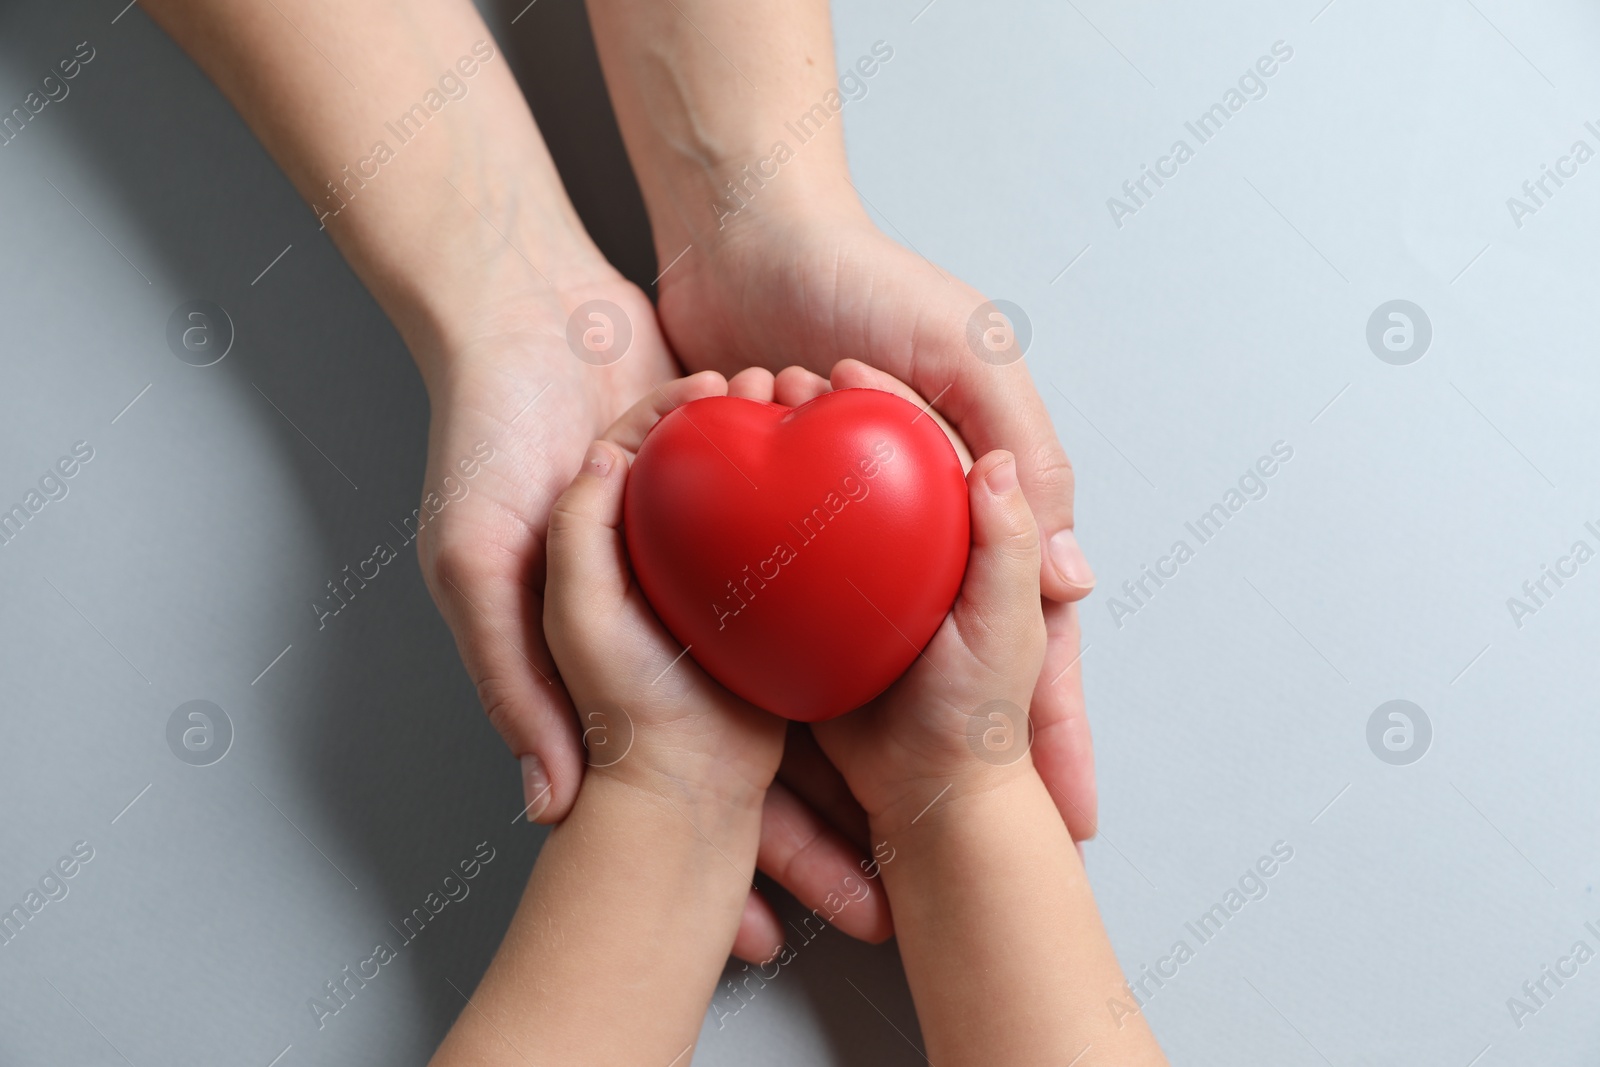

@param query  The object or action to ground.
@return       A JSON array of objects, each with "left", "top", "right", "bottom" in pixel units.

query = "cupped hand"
[
  {"left": 417, "top": 315, "right": 892, "bottom": 959},
  {"left": 812, "top": 438, "right": 1050, "bottom": 832},
  {"left": 414, "top": 272, "right": 674, "bottom": 824},
  {"left": 762, "top": 363, "right": 1079, "bottom": 833},
  {"left": 542, "top": 375, "right": 788, "bottom": 810},
  {"left": 658, "top": 212, "right": 1099, "bottom": 840}
]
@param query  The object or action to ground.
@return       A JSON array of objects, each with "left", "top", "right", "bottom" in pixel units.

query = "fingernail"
[
  {"left": 986, "top": 454, "right": 1018, "bottom": 495},
  {"left": 520, "top": 754, "right": 551, "bottom": 822},
  {"left": 583, "top": 441, "right": 612, "bottom": 479},
  {"left": 1049, "top": 528, "right": 1095, "bottom": 590}
]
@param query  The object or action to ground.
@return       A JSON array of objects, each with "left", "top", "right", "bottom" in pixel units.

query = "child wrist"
[
  {"left": 589, "top": 760, "right": 773, "bottom": 823},
  {"left": 864, "top": 765, "right": 1039, "bottom": 842},
  {"left": 572, "top": 774, "right": 765, "bottom": 872}
]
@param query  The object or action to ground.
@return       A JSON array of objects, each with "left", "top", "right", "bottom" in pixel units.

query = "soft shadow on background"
[
  {"left": 498, "top": 0, "right": 657, "bottom": 291},
  {"left": 0, "top": 1, "right": 922, "bottom": 1064},
  {"left": 15, "top": 0, "right": 1600, "bottom": 1064},
  {"left": 0, "top": 4, "right": 538, "bottom": 1064}
]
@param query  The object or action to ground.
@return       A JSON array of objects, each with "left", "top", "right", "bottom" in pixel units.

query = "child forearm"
[
  {"left": 430, "top": 774, "right": 762, "bottom": 1066},
  {"left": 873, "top": 773, "right": 1167, "bottom": 1067}
]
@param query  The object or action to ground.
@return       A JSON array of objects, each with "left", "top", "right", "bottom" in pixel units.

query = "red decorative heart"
[{"left": 623, "top": 388, "right": 970, "bottom": 721}]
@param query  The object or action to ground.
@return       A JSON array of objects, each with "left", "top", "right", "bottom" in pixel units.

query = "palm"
[
  {"left": 415, "top": 276, "right": 676, "bottom": 783},
  {"left": 416, "top": 277, "right": 898, "bottom": 959}
]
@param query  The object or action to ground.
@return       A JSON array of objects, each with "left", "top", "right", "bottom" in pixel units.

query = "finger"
[
  {"left": 758, "top": 781, "right": 893, "bottom": 944},
  {"left": 775, "top": 723, "right": 870, "bottom": 849},
  {"left": 731, "top": 888, "right": 785, "bottom": 964},
  {"left": 727, "top": 366, "right": 777, "bottom": 401},
  {"left": 546, "top": 440, "right": 630, "bottom": 605},
  {"left": 543, "top": 441, "right": 638, "bottom": 721},
  {"left": 1029, "top": 600, "right": 1097, "bottom": 840},
  {"left": 898, "top": 318, "right": 1092, "bottom": 602},
  {"left": 830, "top": 358, "right": 973, "bottom": 470},
  {"left": 949, "top": 451, "right": 1047, "bottom": 689},
  {"left": 773, "top": 365, "right": 832, "bottom": 407},
  {"left": 602, "top": 370, "right": 727, "bottom": 455},
  {"left": 956, "top": 369, "right": 1091, "bottom": 602},
  {"left": 428, "top": 543, "right": 582, "bottom": 825}
]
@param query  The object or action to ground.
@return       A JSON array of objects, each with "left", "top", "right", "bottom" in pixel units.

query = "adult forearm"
[
  {"left": 431, "top": 774, "right": 762, "bottom": 1065},
  {"left": 584, "top": 0, "right": 858, "bottom": 256},
  {"left": 874, "top": 775, "right": 1166, "bottom": 1066},
  {"left": 142, "top": 0, "right": 600, "bottom": 380}
]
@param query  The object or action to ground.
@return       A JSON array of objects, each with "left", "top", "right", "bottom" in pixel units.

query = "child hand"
[
  {"left": 546, "top": 367, "right": 900, "bottom": 959},
  {"left": 434, "top": 380, "right": 802, "bottom": 1067},
  {"left": 800, "top": 374, "right": 1050, "bottom": 834},
  {"left": 543, "top": 372, "right": 788, "bottom": 814}
]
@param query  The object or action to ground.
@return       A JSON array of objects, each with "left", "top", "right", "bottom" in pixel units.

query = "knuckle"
[
  {"left": 776, "top": 824, "right": 829, "bottom": 890},
  {"left": 967, "top": 601, "right": 1046, "bottom": 659},
  {"left": 958, "top": 580, "right": 1048, "bottom": 669},
  {"left": 476, "top": 675, "right": 527, "bottom": 748},
  {"left": 1025, "top": 441, "right": 1076, "bottom": 503},
  {"left": 1003, "top": 506, "right": 1043, "bottom": 553},
  {"left": 545, "top": 490, "right": 595, "bottom": 554},
  {"left": 545, "top": 495, "right": 584, "bottom": 538},
  {"left": 987, "top": 500, "right": 1042, "bottom": 565},
  {"left": 422, "top": 530, "right": 493, "bottom": 602}
]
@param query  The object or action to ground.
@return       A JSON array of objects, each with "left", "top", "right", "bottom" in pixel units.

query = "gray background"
[{"left": 1, "top": 0, "right": 1596, "bottom": 1063}]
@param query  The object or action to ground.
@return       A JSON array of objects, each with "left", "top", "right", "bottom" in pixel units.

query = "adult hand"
[
  {"left": 584, "top": 0, "right": 1097, "bottom": 838},
  {"left": 415, "top": 282, "right": 895, "bottom": 960},
  {"left": 659, "top": 218, "right": 1100, "bottom": 841},
  {"left": 413, "top": 269, "right": 672, "bottom": 822},
  {"left": 146, "top": 0, "right": 898, "bottom": 960}
]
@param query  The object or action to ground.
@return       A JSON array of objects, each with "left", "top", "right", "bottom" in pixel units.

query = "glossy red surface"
[{"left": 624, "top": 389, "right": 970, "bottom": 721}]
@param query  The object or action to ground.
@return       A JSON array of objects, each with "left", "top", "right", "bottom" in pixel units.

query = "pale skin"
[
  {"left": 431, "top": 373, "right": 787, "bottom": 1065},
  {"left": 431, "top": 368, "right": 1166, "bottom": 1067},
  {"left": 795, "top": 366, "right": 1165, "bottom": 1066},
  {"left": 585, "top": 0, "right": 1101, "bottom": 842},
  {"left": 144, "top": 0, "right": 1098, "bottom": 962}
]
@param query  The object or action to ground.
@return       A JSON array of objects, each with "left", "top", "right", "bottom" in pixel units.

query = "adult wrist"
[
  {"left": 360, "top": 176, "right": 616, "bottom": 391},
  {"left": 584, "top": 0, "right": 869, "bottom": 261},
  {"left": 657, "top": 151, "right": 866, "bottom": 257}
]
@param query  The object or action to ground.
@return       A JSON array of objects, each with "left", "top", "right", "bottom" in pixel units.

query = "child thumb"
[{"left": 949, "top": 451, "right": 1048, "bottom": 683}]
